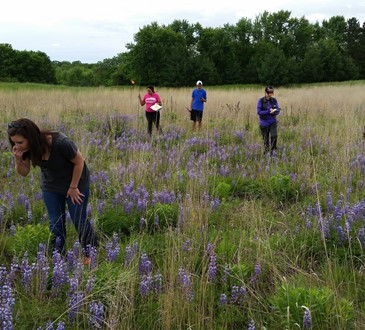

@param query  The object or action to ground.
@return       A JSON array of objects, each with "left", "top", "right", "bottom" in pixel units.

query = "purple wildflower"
[
  {"left": 68, "top": 291, "right": 84, "bottom": 323},
  {"left": 220, "top": 293, "right": 227, "bottom": 305},
  {"left": 21, "top": 254, "right": 33, "bottom": 294},
  {"left": 56, "top": 321, "right": 66, "bottom": 330},
  {"left": 303, "top": 308, "right": 312, "bottom": 329},
  {"left": 0, "top": 284, "right": 15, "bottom": 330},
  {"left": 230, "top": 285, "right": 246, "bottom": 305},
  {"left": 106, "top": 233, "right": 120, "bottom": 263},
  {"left": 221, "top": 264, "right": 230, "bottom": 283},
  {"left": 89, "top": 301, "right": 104, "bottom": 329},
  {"left": 250, "top": 262, "right": 261, "bottom": 285},
  {"left": 36, "top": 247, "right": 50, "bottom": 295},
  {"left": 207, "top": 254, "right": 217, "bottom": 282},
  {"left": 248, "top": 319, "right": 256, "bottom": 330},
  {"left": 85, "top": 275, "right": 95, "bottom": 295},
  {"left": 9, "top": 225, "right": 16, "bottom": 236},
  {"left": 139, "top": 252, "right": 152, "bottom": 275},
  {"left": 182, "top": 239, "right": 192, "bottom": 252},
  {"left": 177, "top": 268, "right": 194, "bottom": 302},
  {"left": 51, "top": 251, "right": 68, "bottom": 296}
]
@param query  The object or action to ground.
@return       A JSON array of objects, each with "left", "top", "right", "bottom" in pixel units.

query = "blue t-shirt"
[{"left": 192, "top": 88, "right": 207, "bottom": 111}]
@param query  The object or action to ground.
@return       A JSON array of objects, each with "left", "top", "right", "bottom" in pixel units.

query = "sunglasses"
[
  {"left": 8, "top": 122, "right": 24, "bottom": 129},
  {"left": 267, "top": 91, "right": 274, "bottom": 94}
]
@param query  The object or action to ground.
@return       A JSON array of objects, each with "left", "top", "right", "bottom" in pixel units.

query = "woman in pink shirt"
[{"left": 138, "top": 85, "right": 162, "bottom": 136}]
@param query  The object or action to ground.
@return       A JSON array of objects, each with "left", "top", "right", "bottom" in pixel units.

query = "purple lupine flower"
[
  {"left": 51, "top": 251, "right": 68, "bottom": 297},
  {"left": 124, "top": 245, "right": 134, "bottom": 267},
  {"left": 54, "top": 237, "right": 62, "bottom": 253},
  {"left": 68, "top": 291, "right": 84, "bottom": 323},
  {"left": 326, "top": 191, "right": 333, "bottom": 212},
  {"left": 206, "top": 242, "right": 214, "bottom": 256},
  {"left": 0, "top": 284, "right": 15, "bottom": 330},
  {"left": 139, "top": 253, "right": 152, "bottom": 275},
  {"left": 7, "top": 259, "right": 19, "bottom": 285},
  {"left": 56, "top": 321, "right": 66, "bottom": 330},
  {"left": 27, "top": 208, "right": 32, "bottom": 223},
  {"left": 250, "top": 262, "right": 261, "bottom": 285},
  {"left": 305, "top": 218, "right": 312, "bottom": 229},
  {"left": 9, "top": 225, "right": 16, "bottom": 236},
  {"left": 210, "top": 198, "right": 221, "bottom": 211},
  {"left": 303, "top": 308, "right": 312, "bottom": 329},
  {"left": 152, "top": 273, "right": 163, "bottom": 294},
  {"left": 0, "top": 267, "right": 8, "bottom": 286},
  {"left": 89, "top": 301, "right": 104, "bottom": 329},
  {"left": 248, "top": 319, "right": 255, "bottom": 330},
  {"left": 207, "top": 254, "right": 217, "bottom": 282},
  {"left": 73, "top": 241, "right": 82, "bottom": 259},
  {"left": 45, "top": 320, "right": 54, "bottom": 329},
  {"left": 182, "top": 239, "right": 192, "bottom": 252},
  {"left": 220, "top": 293, "right": 227, "bottom": 305},
  {"left": 68, "top": 274, "right": 79, "bottom": 296},
  {"left": 36, "top": 248, "right": 50, "bottom": 295},
  {"left": 177, "top": 268, "right": 194, "bottom": 302},
  {"left": 86, "top": 245, "right": 98, "bottom": 270},
  {"left": 85, "top": 275, "right": 95, "bottom": 295},
  {"left": 222, "top": 264, "right": 230, "bottom": 283},
  {"left": 106, "top": 233, "right": 121, "bottom": 263},
  {"left": 139, "top": 217, "right": 146, "bottom": 231},
  {"left": 230, "top": 285, "right": 246, "bottom": 305},
  {"left": 140, "top": 274, "right": 152, "bottom": 297},
  {"left": 21, "top": 254, "right": 33, "bottom": 294},
  {"left": 0, "top": 206, "right": 4, "bottom": 226}
]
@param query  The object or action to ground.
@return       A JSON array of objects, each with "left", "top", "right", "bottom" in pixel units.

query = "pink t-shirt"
[{"left": 143, "top": 93, "right": 161, "bottom": 112}]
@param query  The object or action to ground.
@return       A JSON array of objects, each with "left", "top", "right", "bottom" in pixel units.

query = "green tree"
[
  {"left": 126, "top": 22, "right": 189, "bottom": 86},
  {"left": 14, "top": 50, "right": 56, "bottom": 84},
  {"left": 0, "top": 43, "right": 17, "bottom": 81},
  {"left": 345, "top": 18, "right": 365, "bottom": 79},
  {"left": 300, "top": 38, "right": 358, "bottom": 83}
]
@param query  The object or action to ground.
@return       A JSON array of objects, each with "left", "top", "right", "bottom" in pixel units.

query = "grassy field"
[{"left": 0, "top": 81, "right": 365, "bottom": 329}]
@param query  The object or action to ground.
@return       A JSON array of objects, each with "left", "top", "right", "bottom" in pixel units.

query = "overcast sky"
[{"left": 1, "top": 0, "right": 364, "bottom": 63}]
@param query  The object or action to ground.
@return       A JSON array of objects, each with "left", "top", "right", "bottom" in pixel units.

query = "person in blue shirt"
[
  {"left": 257, "top": 85, "right": 280, "bottom": 155},
  {"left": 190, "top": 80, "right": 207, "bottom": 130}
]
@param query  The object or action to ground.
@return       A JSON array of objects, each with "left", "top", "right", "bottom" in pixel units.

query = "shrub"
[
  {"left": 10, "top": 224, "right": 51, "bottom": 257},
  {"left": 269, "top": 284, "right": 354, "bottom": 329}
]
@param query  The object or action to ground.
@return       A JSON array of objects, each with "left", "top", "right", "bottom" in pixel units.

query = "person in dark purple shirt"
[{"left": 257, "top": 85, "right": 281, "bottom": 155}]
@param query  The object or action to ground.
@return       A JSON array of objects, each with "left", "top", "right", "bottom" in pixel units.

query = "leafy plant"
[{"left": 10, "top": 224, "right": 51, "bottom": 257}]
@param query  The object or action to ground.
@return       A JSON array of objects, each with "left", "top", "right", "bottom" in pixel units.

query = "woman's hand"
[{"left": 67, "top": 187, "right": 85, "bottom": 205}]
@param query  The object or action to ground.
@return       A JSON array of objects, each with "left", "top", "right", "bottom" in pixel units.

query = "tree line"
[{"left": 1, "top": 11, "right": 364, "bottom": 87}]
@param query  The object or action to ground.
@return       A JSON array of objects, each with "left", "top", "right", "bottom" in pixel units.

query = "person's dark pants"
[
  {"left": 146, "top": 111, "right": 161, "bottom": 136},
  {"left": 43, "top": 188, "right": 97, "bottom": 254},
  {"left": 260, "top": 122, "right": 277, "bottom": 154}
]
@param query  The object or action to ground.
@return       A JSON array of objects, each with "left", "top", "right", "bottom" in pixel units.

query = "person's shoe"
[{"left": 83, "top": 257, "right": 91, "bottom": 266}]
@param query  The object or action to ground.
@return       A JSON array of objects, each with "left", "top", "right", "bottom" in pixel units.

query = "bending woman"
[{"left": 7, "top": 118, "right": 97, "bottom": 256}]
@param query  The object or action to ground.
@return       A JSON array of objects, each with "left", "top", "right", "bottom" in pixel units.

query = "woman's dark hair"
[
  {"left": 7, "top": 118, "right": 51, "bottom": 167},
  {"left": 265, "top": 85, "right": 274, "bottom": 93},
  {"left": 146, "top": 85, "right": 155, "bottom": 93}
]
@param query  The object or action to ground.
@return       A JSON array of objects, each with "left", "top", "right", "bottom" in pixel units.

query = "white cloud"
[{"left": 1, "top": 0, "right": 364, "bottom": 63}]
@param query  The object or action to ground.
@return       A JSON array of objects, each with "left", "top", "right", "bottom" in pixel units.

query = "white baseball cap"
[{"left": 196, "top": 80, "right": 203, "bottom": 85}]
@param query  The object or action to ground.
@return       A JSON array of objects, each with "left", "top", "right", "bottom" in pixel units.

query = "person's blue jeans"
[{"left": 42, "top": 188, "right": 97, "bottom": 254}]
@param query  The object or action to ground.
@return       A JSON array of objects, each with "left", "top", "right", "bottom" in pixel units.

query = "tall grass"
[{"left": 0, "top": 81, "right": 365, "bottom": 329}]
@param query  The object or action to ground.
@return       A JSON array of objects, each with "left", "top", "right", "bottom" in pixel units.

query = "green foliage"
[
  {"left": 10, "top": 224, "right": 51, "bottom": 257},
  {"left": 146, "top": 203, "right": 179, "bottom": 231},
  {"left": 97, "top": 206, "right": 140, "bottom": 236},
  {"left": 269, "top": 284, "right": 354, "bottom": 329},
  {"left": 268, "top": 173, "right": 299, "bottom": 203}
]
